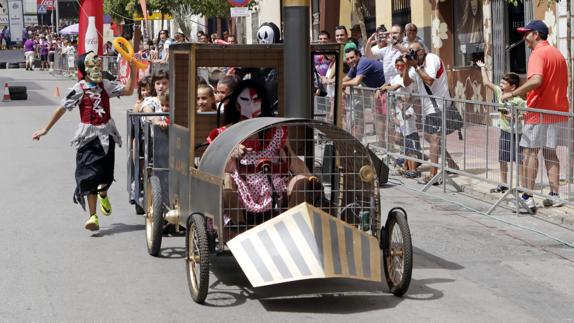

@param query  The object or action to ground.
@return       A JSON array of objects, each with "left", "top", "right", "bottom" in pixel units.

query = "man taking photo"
[{"left": 402, "top": 42, "right": 459, "bottom": 184}]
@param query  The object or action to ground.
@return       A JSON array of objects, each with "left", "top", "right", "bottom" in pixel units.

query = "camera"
[{"left": 405, "top": 49, "right": 417, "bottom": 61}]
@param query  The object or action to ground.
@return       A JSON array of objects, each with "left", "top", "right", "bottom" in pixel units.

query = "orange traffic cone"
[
  {"left": 53, "top": 86, "right": 60, "bottom": 97},
  {"left": 2, "top": 83, "right": 10, "bottom": 102}
]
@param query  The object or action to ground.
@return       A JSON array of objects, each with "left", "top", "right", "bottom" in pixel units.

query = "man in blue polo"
[
  {"left": 342, "top": 44, "right": 386, "bottom": 143},
  {"left": 342, "top": 46, "right": 386, "bottom": 88}
]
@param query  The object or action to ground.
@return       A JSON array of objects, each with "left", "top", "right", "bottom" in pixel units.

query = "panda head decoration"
[{"left": 256, "top": 22, "right": 281, "bottom": 44}]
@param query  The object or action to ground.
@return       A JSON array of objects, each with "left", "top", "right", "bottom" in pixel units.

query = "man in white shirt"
[
  {"left": 366, "top": 24, "right": 408, "bottom": 82},
  {"left": 403, "top": 23, "right": 428, "bottom": 52},
  {"left": 402, "top": 42, "right": 458, "bottom": 183},
  {"left": 365, "top": 25, "right": 386, "bottom": 60}
]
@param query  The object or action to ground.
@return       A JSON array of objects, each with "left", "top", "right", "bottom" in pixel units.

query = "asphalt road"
[{"left": 1, "top": 69, "right": 574, "bottom": 322}]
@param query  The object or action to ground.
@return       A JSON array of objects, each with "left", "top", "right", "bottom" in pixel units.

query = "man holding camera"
[
  {"left": 366, "top": 24, "right": 408, "bottom": 83},
  {"left": 402, "top": 42, "right": 458, "bottom": 184}
]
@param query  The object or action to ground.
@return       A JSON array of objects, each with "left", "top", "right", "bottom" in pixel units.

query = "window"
[
  {"left": 453, "top": 0, "right": 485, "bottom": 67},
  {"left": 507, "top": 2, "right": 526, "bottom": 74},
  {"left": 362, "top": 0, "right": 377, "bottom": 34},
  {"left": 392, "top": 0, "right": 411, "bottom": 28}
]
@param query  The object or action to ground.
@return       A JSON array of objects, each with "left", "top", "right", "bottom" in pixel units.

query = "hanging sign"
[
  {"left": 230, "top": 7, "right": 249, "bottom": 17},
  {"left": 227, "top": 0, "right": 250, "bottom": 7}
]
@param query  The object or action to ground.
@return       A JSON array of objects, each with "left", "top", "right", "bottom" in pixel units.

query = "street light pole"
[{"left": 55, "top": 0, "right": 59, "bottom": 33}]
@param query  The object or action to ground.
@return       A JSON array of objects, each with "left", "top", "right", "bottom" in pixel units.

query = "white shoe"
[
  {"left": 542, "top": 194, "right": 565, "bottom": 207},
  {"left": 511, "top": 195, "right": 537, "bottom": 212},
  {"left": 523, "top": 196, "right": 536, "bottom": 210}
]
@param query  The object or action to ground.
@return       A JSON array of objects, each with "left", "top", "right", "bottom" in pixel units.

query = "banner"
[
  {"left": 0, "top": 0, "right": 7, "bottom": 29},
  {"left": 78, "top": 0, "right": 103, "bottom": 56},
  {"left": 117, "top": 57, "right": 131, "bottom": 85},
  {"left": 139, "top": 0, "right": 149, "bottom": 43},
  {"left": 7, "top": 0, "right": 24, "bottom": 42},
  {"left": 36, "top": 0, "right": 55, "bottom": 11},
  {"left": 139, "top": 0, "right": 148, "bottom": 20}
]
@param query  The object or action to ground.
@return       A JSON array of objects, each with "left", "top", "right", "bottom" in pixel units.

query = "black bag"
[
  {"left": 444, "top": 101, "right": 463, "bottom": 134},
  {"left": 422, "top": 82, "right": 463, "bottom": 138}
]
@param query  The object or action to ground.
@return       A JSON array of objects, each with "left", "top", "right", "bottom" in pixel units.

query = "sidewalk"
[{"left": 361, "top": 115, "right": 574, "bottom": 228}]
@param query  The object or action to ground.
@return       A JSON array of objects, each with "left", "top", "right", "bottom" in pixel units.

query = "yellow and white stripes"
[{"left": 227, "top": 203, "right": 381, "bottom": 288}]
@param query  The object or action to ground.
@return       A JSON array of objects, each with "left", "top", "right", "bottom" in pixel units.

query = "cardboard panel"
[{"left": 227, "top": 202, "right": 381, "bottom": 288}]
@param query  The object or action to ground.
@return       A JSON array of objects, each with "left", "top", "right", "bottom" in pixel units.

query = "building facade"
[{"left": 321, "top": 0, "right": 572, "bottom": 109}]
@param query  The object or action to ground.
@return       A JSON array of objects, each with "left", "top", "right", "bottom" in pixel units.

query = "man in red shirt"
[{"left": 502, "top": 20, "right": 568, "bottom": 210}]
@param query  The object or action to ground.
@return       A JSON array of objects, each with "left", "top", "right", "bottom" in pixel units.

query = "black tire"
[
  {"left": 382, "top": 208, "right": 413, "bottom": 297},
  {"left": 186, "top": 213, "right": 210, "bottom": 304},
  {"left": 145, "top": 176, "right": 163, "bottom": 256},
  {"left": 0, "top": 62, "right": 7, "bottom": 69}
]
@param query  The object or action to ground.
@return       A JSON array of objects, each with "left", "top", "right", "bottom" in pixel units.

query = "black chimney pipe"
[{"left": 283, "top": 0, "right": 311, "bottom": 119}]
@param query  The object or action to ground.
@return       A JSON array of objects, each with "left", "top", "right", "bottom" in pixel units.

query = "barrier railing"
[
  {"left": 50, "top": 49, "right": 76, "bottom": 78},
  {"left": 51, "top": 50, "right": 120, "bottom": 79},
  {"left": 327, "top": 86, "right": 574, "bottom": 213}
]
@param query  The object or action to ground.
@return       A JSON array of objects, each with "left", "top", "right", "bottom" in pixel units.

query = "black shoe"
[{"left": 490, "top": 185, "right": 509, "bottom": 193}]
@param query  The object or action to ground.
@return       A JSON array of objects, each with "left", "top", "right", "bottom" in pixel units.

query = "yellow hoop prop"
[{"left": 113, "top": 37, "right": 148, "bottom": 70}]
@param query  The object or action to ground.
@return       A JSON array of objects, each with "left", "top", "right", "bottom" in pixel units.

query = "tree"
[
  {"left": 104, "top": 0, "right": 133, "bottom": 23},
  {"left": 170, "top": 0, "right": 257, "bottom": 39},
  {"left": 350, "top": 0, "right": 368, "bottom": 44}
]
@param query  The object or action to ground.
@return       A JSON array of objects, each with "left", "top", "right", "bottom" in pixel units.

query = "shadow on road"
[
  {"left": 403, "top": 277, "right": 452, "bottom": 301},
  {"left": 197, "top": 253, "right": 449, "bottom": 312},
  {"left": 413, "top": 246, "right": 464, "bottom": 270},
  {"left": 159, "top": 247, "right": 185, "bottom": 259},
  {"left": 91, "top": 223, "right": 145, "bottom": 237}
]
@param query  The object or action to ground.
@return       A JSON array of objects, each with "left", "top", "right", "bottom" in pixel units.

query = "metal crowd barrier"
[
  {"left": 51, "top": 50, "right": 121, "bottom": 79},
  {"left": 101, "top": 55, "right": 119, "bottom": 75},
  {"left": 320, "top": 86, "right": 574, "bottom": 213},
  {"left": 313, "top": 95, "right": 334, "bottom": 123},
  {"left": 50, "top": 49, "right": 76, "bottom": 78}
]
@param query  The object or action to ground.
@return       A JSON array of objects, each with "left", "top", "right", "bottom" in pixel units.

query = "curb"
[{"left": 452, "top": 175, "right": 574, "bottom": 228}]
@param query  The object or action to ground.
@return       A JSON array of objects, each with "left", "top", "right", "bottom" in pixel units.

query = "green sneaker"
[
  {"left": 84, "top": 215, "right": 100, "bottom": 231},
  {"left": 98, "top": 193, "right": 112, "bottom": 216}
]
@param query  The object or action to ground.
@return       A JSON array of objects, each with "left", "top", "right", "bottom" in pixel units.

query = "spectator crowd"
[
  {"left": 17, "top": 19, "right": 572, "bottom": 210},
  {"left": 314, "top": 20, "right": 569, "bottom": 210}
]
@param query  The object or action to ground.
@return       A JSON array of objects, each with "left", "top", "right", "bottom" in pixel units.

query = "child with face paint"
[
  {"left": 32, "top": 51, "right": 137, "bottom": 231},
  {"left": 207, "top": 80, "right": 315, "bottom": 234}
]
